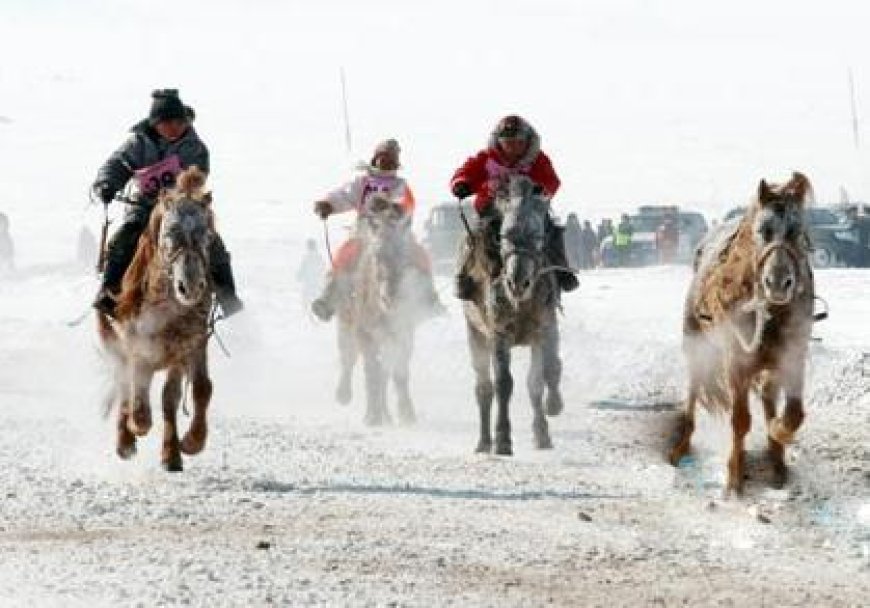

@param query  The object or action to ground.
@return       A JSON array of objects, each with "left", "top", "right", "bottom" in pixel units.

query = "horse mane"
[{"left": 115, "top": 167, "right": 213, "bottom": 320}]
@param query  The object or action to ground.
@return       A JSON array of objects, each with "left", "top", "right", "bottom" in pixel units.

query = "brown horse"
[
  {"left": 670, "top": 172, "right": 815, "bottom": 495},
  {"left": 97, "top": 167, "right": 215, "bottom": 471}
]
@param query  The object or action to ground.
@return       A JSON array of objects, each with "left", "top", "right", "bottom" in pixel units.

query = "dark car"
[
  {"left": 422, "top": 202, "right": 477, "bottom": 275},
  {"left": 721, "top": 205, "right": 868, "bottom": 268},
  {"left": 600, "top": 205, "right": 708, "bottom": 266}
]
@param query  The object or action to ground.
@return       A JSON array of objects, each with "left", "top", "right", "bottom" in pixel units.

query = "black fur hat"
[{"left": 148, "top": 89, "right": 187, "bottom": 125}]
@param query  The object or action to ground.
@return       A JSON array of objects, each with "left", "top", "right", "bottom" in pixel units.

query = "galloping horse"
[
  {"left": 671, "top": 172, "right": 815, "bottom": 494},
  {"left": 463, "top": 175, "right": 564, "bottom": 455},
  {"left": 97, "top": 167, "right": 216, "bottom": 471},
  {"left": 334, "top": 194, "right": 425, "bottom": 425}
]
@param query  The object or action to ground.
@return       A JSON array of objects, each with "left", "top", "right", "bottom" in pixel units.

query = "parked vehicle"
[
  {"left": 600, "top": 205, "right": 708, "bottom": 266},
  {"left": 422, "top": 202, "right": 478, "bottom": 275}
]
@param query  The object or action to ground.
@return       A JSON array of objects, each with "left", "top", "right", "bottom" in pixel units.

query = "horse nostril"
[
  {"left": 522, "top": 279, "right": 532, "bottom": 291},
  {"left": 783, "top": 277, "right": 794, "bottom": 290},
  {"left": 764, "top": 276, "right": 773, "bottom": 289},
  {"left": 177, "top": 281, "right": 187, "bottom": 297}
]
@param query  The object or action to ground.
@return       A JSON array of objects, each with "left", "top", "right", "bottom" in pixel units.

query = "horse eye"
[{"left": 761, "top": 225, "right": 774, "bottom": 241}]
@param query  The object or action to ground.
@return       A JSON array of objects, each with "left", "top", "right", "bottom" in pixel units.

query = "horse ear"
[
  {"left": 758, "top": 179, "right": 775, "bottom": 205},
  {"left": 788, "top": 172, "right": 813, "bottom": 204}
]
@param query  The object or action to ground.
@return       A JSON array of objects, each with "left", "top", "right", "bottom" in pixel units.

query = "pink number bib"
[{"left": 134, "top": 155, "right": 182, "bottom": 197}]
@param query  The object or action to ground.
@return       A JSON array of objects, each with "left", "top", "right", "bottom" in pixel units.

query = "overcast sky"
[{"left": 3, "top": 0, "right": 870, "bottom": 230}]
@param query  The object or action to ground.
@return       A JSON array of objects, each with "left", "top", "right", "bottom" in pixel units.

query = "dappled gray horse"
[
  {"left": 462, "top": 175, "right": 564, "bottom": 455},
  {"left": 335, "top": 195, "right": 424, "bottom": 425}
]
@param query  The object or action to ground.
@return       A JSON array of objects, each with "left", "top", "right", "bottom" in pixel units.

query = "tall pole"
[
  {"left": 849, "top": 67, "right": 860, "bottom": 150},
  {"left": 340, "top": 67, "right": 352, "bottom": 155}
]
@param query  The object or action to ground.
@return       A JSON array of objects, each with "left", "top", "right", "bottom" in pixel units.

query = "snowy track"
[{"left": 1, "top": 232, "right": 868, "bottom": 606}]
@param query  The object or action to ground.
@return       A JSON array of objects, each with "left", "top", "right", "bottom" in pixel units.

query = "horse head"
[
  {"left": 750, "top": 172, "right": 812, "bottom": 306},
  {"left": 358, "top": 194, "right": 412, "bottom": 308},
  {"left": 154, "top": 167, "right": 215, "bottom": 308},
  {"left": 493, "top": 175, "right": 550, "bottom": 306}
]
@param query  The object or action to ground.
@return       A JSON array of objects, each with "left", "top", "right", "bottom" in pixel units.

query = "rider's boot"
[
  {"left": 548, "top": 222, "right": 579, "bottom": 293},
  {"left": 92, "top": 215, "right": 147, "bottom": 318},
  {"left": 209, "top": 236, "right": 244, "bottom": 318},
  {"left": 311, "top": 273, "right": 340, "bottom": 321}
]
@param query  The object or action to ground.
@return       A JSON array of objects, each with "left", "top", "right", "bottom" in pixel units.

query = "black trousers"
[{"left": 102, "top": 205, "right": 234, "bottom": 294}]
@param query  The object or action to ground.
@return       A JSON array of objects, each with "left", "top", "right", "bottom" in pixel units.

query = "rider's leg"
[
  {"left": 209, "top": 235, "right": 244, "bottom": 317},
  {"left": 546, "top": 219, "right": 579, "bottom": 293},
  {"left": 93, "top": 206, "right": 150, "bottom": 317},
  {"left": 455, "top": 205, "right": 500, "bottom": 301},
  {"left": 312, "top": 239, "right": 360, "bottom": 321}
]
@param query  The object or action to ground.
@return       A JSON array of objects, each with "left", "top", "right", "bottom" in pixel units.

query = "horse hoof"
[
  {"left": 398, "top": 410, "right": 416, "bottom": 426},
  {"left": 534, "top": 435, "right": 554, "bottom": 450},
  {"left": 180, "top": 432, "right": 206, "bottom": 455},
  {"left": 545, "top": 392, "right": 564, "bottom": 416},
  {"left": 161, "top": 456, "right": 184, "bottom": 472},
  {"left": 475, "top": 440, "right": 492, "bottom": 454},
  {"left": 770, "top": 462, "right": 788, "bottom": 489},
  {"left": 116, "top": 442, "right": 137, "bottom": 460},
  {"left": 495, "top": 442, "right": 513, "bottom": 456}
]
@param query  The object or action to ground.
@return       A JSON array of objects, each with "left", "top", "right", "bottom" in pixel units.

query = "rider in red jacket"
[{"left": 450, "top": 115, "right": 578, "bottom": 300}]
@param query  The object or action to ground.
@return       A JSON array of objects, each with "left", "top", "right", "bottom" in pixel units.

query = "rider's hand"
[
  {"left": 452, "top": 181, "right": 472, "bottom": 200},
  {"left": 93, "top": 182, "right": 114, "bottom": 205},
  {"left": 314, "top": 200, "right": 333, "bottom": 219},
  {"left": 531, "top": 184, "right": 544, "bottom": 196}
]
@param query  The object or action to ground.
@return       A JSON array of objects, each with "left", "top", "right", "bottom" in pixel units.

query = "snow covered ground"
[{"left": 0, "top": 202, "right": 868, "bottom": 606}]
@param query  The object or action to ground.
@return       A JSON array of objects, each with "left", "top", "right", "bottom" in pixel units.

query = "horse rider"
[
  {"left": 90, "top": 89, "right": 243, "bottom": 319},
  {"left": 310, "top": 139, "right": 445, "bottom": 321},
  {"left": 450, "top": 114, "right": 579, "bottom": 300}
]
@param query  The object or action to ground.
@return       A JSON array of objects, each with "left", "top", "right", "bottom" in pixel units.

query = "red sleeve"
[
  {"left": 450, "top": 150, "right": 489, "bottom": 194},
  {"left": 530, "top": 151, "right": 561, "bottom": 197}
]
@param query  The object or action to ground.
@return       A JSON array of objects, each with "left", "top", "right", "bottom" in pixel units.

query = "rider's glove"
[
  {"left": 452, "top": 181, "right": 472, "bottom": 200},
  {"left": 314, "top": 200, "right": 333, "bottom": 219},
  {"left": 531, "top": 184, "right": 544, "bottom": 196},
  {"left": 93, "top": 182, "right": 115, "bottom": 205}
]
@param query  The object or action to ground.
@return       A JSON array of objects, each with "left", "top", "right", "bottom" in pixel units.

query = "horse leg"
[
  {"left": 541, "top": 321, "right": 563, "bottom": 417},
  {"left": 528, "top": 342, "right": 552, "bottom": 450},
  {"left": 362, "top": 338, "right": 389, "bottom": 426},
  {"left": 668, "top": 376, "right": 699, "bottom": 466},
  {"left": 468, "top": 324, "right": 494, "bottom": 453},
  {"left": 393, "top": 333, "right": 416, "bottom": 426},
  {"left": 493, "top": 337, "right": 514, "bottom": 456},
  {"left": 116, "top": 382, "right": 137, "bottom": 460},
  {"left": 759, "top": 372, "right": 787, "bottom": 488},
  {"left": 336, "top": 318, "right": 356, "bottom": 405},
  {"left": 181, "top": 349, "right": 212, "bottom": 456},
  {"left": 768, "top": 350, "right": 807, "bottom": 446},
  {"left": 161, "top": 368, "right": 184, "bottom": 472},
  {"left": 726, "top": 372, "right": 751, "bottom": 496},
  {"left": 126, "top": 362, "right": 153, "bottom": 437}
]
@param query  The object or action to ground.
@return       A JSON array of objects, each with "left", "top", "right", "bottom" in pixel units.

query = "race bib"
[
  {"left": 360, "top": 175, "right": 398, "bottom": 210},
  {"left": 134, "top": 155, "right": 182, "bottom": 197}
]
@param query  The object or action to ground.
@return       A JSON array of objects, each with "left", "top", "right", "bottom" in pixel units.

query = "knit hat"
[
  {"left": 496, "top": 115, "right": 530, "bottom": 140},
  {"left": 370, "top": 138, "right": 401, "bottom": 166},
  {"left": 148, "top": 89, "right": 188, "bottom": 126}
]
